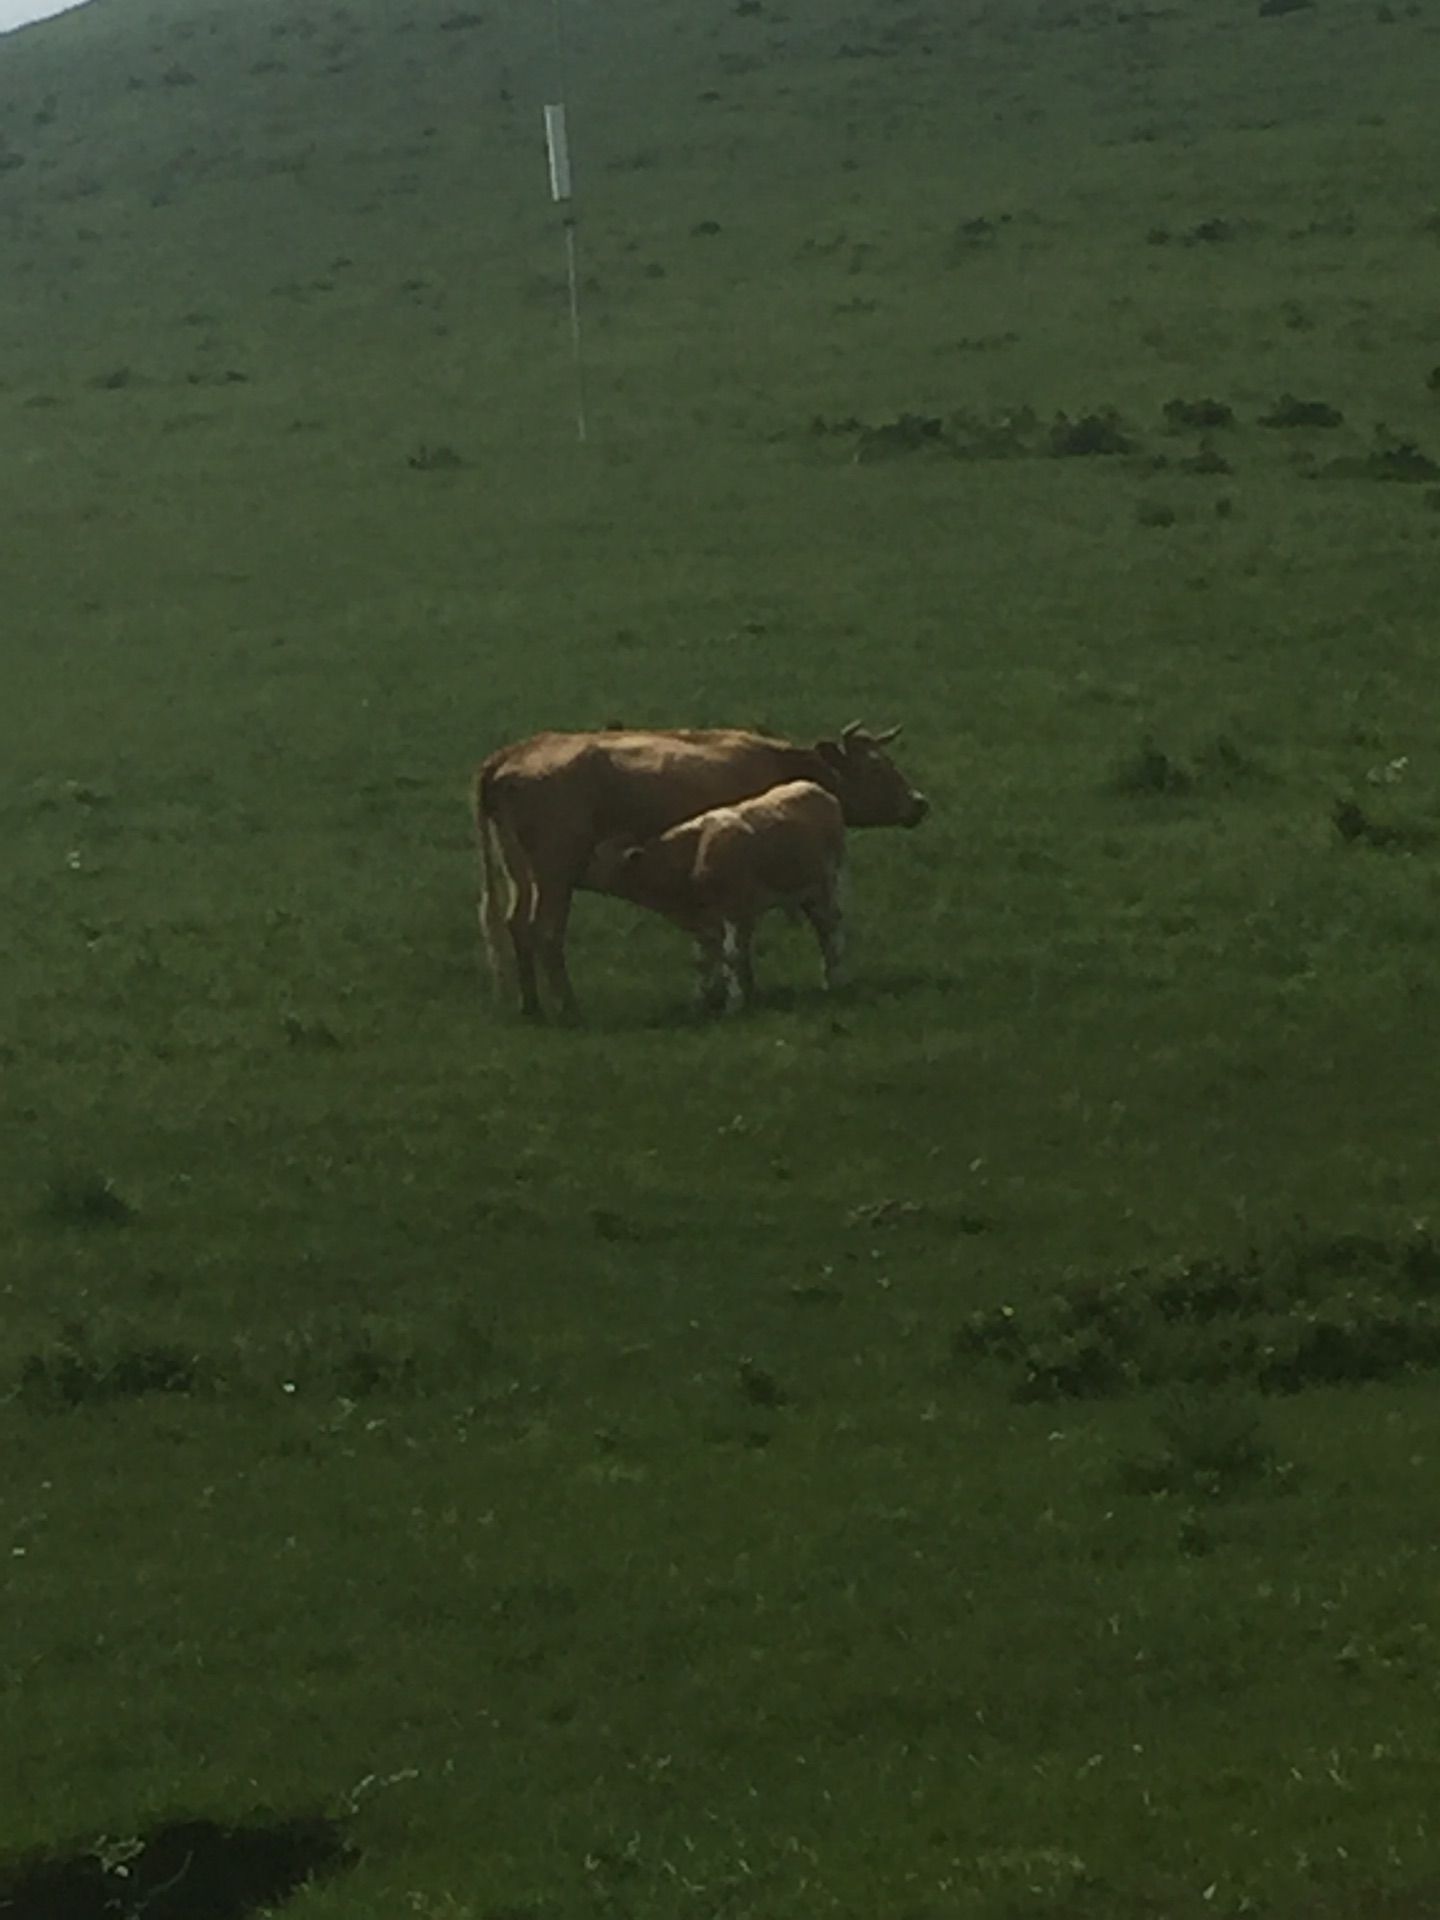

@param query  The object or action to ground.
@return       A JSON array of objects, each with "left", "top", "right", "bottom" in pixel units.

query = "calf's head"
[
  {"left": 584, "top": 835, "right": 646, "bottom": 895},
  {"left": 815, "top": 722, "right": 928, "bottom": 827},
  {"left": 585, "top": 834, "right": 695, "bottom": 910}
]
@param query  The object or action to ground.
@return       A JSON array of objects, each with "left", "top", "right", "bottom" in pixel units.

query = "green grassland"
[{"left": 6, "top": 0, "right": 1440, "bottom": 1912}]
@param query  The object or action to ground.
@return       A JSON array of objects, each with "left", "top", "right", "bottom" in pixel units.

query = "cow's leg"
[
  {"left": 507, "top": 894, "right": 542, "bottom": 1016},
  {"left": 477, "top": 809, "right": 519, "bottom": 999},
  {"left": 480, "top": 895, "right": 518, "bottom": 1002},
  {"left": 492, "top": 820, "right": 542, "bottom": 1016},
  {"left": 532, "top": 883, "right": 580, "bottom": 1023}
]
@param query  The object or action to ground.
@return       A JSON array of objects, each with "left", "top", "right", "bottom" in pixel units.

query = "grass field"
[{"left": 6, "top": 0, "right": 1440, "bottom": 1913}]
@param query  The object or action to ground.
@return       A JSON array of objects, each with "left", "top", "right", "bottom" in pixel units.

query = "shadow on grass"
[
  {"left": 829, "top": 964, "right": 967, "bottom": 1003},
  {"left": 587, "top": 967, "right": 968, "bottom": 1032},
  {"left": 0, "top": 1815, "right": 353, "bottom": 1920}
]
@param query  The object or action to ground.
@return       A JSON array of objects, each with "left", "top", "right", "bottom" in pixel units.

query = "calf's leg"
[
  {"left": 722, "top": 919, "right": 757, "bottom": 1011},
  {"left": 694, "top": 932, "right": 730, "bottom": 1015},
  {"left": 801, "top": 877, "right": 846, "bottom": 990}
]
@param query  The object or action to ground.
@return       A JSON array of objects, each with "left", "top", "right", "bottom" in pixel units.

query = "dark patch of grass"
[
  {"left": 270, "top": 1310, "right": 496, "bottom": 1402},
  {"left": 589, "top": 1205, "right": 654, "bottom": 1243},
  {"left": 1163, "top": 397, "right": 1235, "bottom": 430},
  {"left": 1332, "top": 796, "right": 1432, "bottom": 851},
  {"left": 845, "top": 1197, "right": 992, "bottom": 1234},
  {"left": 0, "top": 1814, "right": 352, "bottom": 1920},
  {"left": 1318, "top": 432, "right": 1440, "bottom": 483},
  {"left": 1260, "top": 394, "right": 1344, "bottom": 427},
  {"left": 1181, "top": 217, "right": 1240, "bottom": 245},
  {"left": 1114, "top": 1392, "right": 1297, "bottom": 1500},
  {"left": 737, "top": 1357, "right": 788, "bottom": 1408},
  {"left": 1196, "top": 732, "right": 1271, "bottom": 787},
  {"left": 405, "top": 441, "right": 465, "bottom": 470},
  {"left": 1111, "top": 733, "right": 1268, "bottom": 798},
  {"left": 851, "top": 412, "right": 948, "bottom": 462},
  {"left": 808, "top": 413, "right": 865, "bottom": 437},
  {"left": 1111, "top": 736, "right": 1194, "bottom": 796},
  {"left": 42, "top": 1171, "right": 135, "bottom": 1229},
  {"left": 947, "top": 403, "right": 1039, "bottom": 457},
  {"left": 948, "top": 213, "right": 1007, "bottom": 261},
  {"left": 18, "top": 1324, "right": 203, "bottom": 1411},
  {"left": 954, "top": 1229, "right": 1440, "bottom": 1400},
  {"left": 1135, "top": 498, "right": 1176, "bottom": 528},
  {"left": 1176, "top": 444, "right": 1232, "bottom": 475},
  {"left": 1048, "top": 409, "right": 1135, "bottom": 455},
  {"left": 281, "top": 1011, "right": 342, "bottom": 1049}
]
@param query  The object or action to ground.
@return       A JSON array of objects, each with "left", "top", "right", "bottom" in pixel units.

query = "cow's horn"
[
  {"left": 872, "top": 723, "right": 902, "bottom": 745},
  {"left": 840, "top": 720, "right": 865, "bottom": 744}
]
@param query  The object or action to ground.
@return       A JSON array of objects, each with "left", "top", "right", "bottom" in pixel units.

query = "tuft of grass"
[
  {"left": 1162, "top": 397, "right": 1236, "bottom": 431},
  {"left": 1135, "top": 498, "right": 1177, "bottom": 528},
  {"left": 281, "top": 1011, "right": 343, "bottom": 1049},
  {"left": 1047, "top": 409, "right": 1135, "bottom": 455},
  {"left": 18, "top": 1322, "right": 202, "bottom": 1411},
  {"left": 0, "top": 1814, "right": 354, "bottom": 1920},
  {"left": 406, "top": 442, "right": 466, "bottom": 471},
  {"left": 955, "top": 1229, "right": 1440, "bottom": 1400},
  {"left": 1114, "top": 1391, "right": 1296, "bottom": 1500},
  {"left": 1259, "top": 393, "right": 1343, "bottom": 428},
  {"left": 42, "top": 1171, "right": 135, "bottom": 1229},
  {"left": 1332, "top": 796, "right": 1433, "bottom": 851},
  {"left": 1110, "top": 736, "right": 1194, "bottom": 796}
]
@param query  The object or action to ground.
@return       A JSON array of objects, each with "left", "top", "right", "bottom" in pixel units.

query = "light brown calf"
[
  {"left": 586, "top": 780, "right": 847, "bottom": 1013},
  {"left": 473, "top": 723, "right": 926, "bottom": 1019}
]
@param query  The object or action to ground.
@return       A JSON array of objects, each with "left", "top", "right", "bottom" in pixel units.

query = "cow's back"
[
  {"left": 585, "top": 732, "right": 815, "bottom": 839},
  {"left": 482, "top": 728, "right": 819, "bottom": 864}
]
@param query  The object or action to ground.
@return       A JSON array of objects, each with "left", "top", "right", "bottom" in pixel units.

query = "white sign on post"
[{"left": 543, "top": 103, "right": 572, "bottom": 203}]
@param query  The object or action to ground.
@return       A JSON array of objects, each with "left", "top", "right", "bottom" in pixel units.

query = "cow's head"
[{"left": 814, "top": 722, "right": 928, "bottom": 827}]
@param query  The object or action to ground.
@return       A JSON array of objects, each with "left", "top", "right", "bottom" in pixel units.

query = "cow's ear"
[
  {"left": 815, "top": 738, "right": 845, "bottom": 769},
  {"left": 621, "top": 844, "right": 646, "bottom": 868}
]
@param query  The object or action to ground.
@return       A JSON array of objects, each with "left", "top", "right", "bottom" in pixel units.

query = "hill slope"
[{"left": 6, "top": 2, "right": 1440, "bottom": 1915}]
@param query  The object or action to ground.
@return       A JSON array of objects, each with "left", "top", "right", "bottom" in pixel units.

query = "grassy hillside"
[{"left": 5, "top": 0, "right": 1440, "bottom": 1914}]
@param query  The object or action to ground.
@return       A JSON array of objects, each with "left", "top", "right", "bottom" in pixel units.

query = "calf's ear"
[{"left": 621, "top": 845, "right": 646, "bottom": 869}]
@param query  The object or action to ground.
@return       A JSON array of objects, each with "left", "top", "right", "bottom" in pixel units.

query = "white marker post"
[{"left": 543, "top": 100, "right": 587, "bottom": 444}]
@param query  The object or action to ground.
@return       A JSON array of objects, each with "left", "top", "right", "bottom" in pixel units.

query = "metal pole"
[
  {"left": 562, "top": 220, "right": 588, "bottom": 444},
  {"left": 546, "top": 0, "right": 586, "bottom": 443}
]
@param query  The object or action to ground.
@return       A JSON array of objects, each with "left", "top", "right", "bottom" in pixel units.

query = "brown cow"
[
  {"left": 473, "top": 722, "right": 926, "bottom": 1019},
  {"left": 586, "top": 780, "right": 847, "bottom": 1014}
]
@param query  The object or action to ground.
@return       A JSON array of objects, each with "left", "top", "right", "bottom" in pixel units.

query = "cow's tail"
[{"left": 472, "top": 763, "right": 516, "bottom": 996}]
